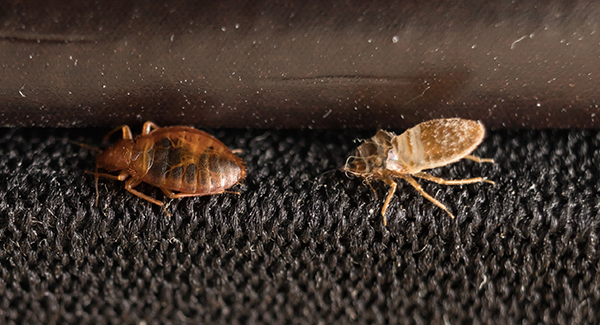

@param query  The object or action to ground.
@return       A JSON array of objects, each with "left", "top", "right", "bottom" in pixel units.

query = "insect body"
[
  {"left": 93, "top": 121, "right": 246, "bottom": 215},
  {"left": 343, "top": 118, "right": 494, "bottom": 225}
]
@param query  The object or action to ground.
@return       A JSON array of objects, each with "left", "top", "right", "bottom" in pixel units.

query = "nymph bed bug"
[
  {"left": 92, "top": 121, "right": 246, "bottom": 216},
  {"left": 343, "top": 118, "right": 495, "bottom": 225}
]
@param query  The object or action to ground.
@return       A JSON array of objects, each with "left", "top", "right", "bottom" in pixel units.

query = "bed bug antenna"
[
  {"left": 317, "top": 168, "right": 338, "bottom": 179},
  {"left": 71, "top": 139, "right": 104, "bottom": 205},
  {"left": 94, "top": 163, "right": 100, "bottom": 206},
  {"left": 342, "top": 155, "right": 361, "bottom": 178},
  {"left": 68, "top": 140, "right": 101, "bottom": 153}
]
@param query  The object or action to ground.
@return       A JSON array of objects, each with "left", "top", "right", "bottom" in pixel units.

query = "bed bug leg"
[
  {"left": 90, "top": 171, "right": 130, "bottom": 181},
  {"left": 142, "top": 121, "right": 161, "bottom": 135},
  {"left": 103, "top": 125, "right": 133, "bottom": 141},
  {"left": 231, "top": 149, "right": 244, "bottom": 154},
  {"left": 88, "top": 170, "right": 130, "bottom": 205},
  {"left": 161, "top": 188, "right": 233, "bottom": 199},
  {"left": 380, "top": 177, "right": 398, "bottom": 226},
  {"left": 465, "top": 155, "right": 495, "bottom": 164},
  {"left": 400, "top": 174, "right": 456, "bottom": 219},
  {"left": 124, "top": 178, "right": 172, "bottom": 217},
  {"left": 413, "top": 172, "right": 495, "bottom": 186},
  {"left": 364, "top": 179, "right": 379, "bottom": 200}
]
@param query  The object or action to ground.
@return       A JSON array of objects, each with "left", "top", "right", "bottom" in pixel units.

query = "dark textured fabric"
[{"left": 0, "top": 127, "right": 598, "bottom": 324}]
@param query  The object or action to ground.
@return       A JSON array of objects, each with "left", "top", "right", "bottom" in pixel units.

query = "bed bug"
[
  {"left": 343, "top": 118, "right": 495, "bottom": 225},
  {"left": 92, "top": 121, "right": 246, "bottom": 216}
]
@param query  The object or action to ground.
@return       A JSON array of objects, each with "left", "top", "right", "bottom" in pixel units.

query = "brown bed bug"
[
  {"left": 343, "top": 118, "right": 495, "bottom": 225},
  {"left": 93, "top": 121, "right": 246, "bottom": 216}
]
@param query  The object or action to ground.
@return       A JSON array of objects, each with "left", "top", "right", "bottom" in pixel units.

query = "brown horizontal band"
[{"left": 1, "top": 0, "right": 599, "bottom": 129}]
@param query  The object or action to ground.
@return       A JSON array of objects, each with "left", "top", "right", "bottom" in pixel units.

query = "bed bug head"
[
  {"left": 343, "top": 130, "right": 395, "bottom": 177},
  {"left": 95, "top": 139, "right": 135, "bottom": 172},
  {"left": 92, "top": 138, "right": 135, "bottom": 206}
]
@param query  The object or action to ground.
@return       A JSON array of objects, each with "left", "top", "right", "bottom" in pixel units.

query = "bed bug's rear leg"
[
  {"left": 124, "top": 178, "right": 172, "bottom": 217},
  {"left": 160, "top": 188, "right": 180, "bottom": 199},
  {"left": 400, "top": 174, "right": 456, "bottom": 219},
  {"left": 465, "top": 155, "right": 495, "bottom": 164},
  {"left": 413, "top": 172, "right": 495, "bottom": 186},
  {"left": 142, "top": 121, "right": 161, "bottom": 135},
  {"left": 160, "top": 188, "right": 221, "bottom": 199}
]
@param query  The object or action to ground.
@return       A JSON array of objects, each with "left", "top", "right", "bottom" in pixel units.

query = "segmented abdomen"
[{"left": 139, "top": 129, "right": 245, "bottom": 194}]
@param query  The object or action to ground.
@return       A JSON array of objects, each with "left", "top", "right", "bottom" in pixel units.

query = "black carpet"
[{"left": 0, "top": 127, "right": 598, "bottom": 324}]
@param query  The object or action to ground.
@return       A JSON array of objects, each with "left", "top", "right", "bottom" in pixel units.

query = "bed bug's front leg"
[
  {"left": 400, "top": 174, "right": 456, "bottom": 219},
  {"left": 142, "top": 121, "right": 161, "bottom": 135},
  {"left": 89, "top": 170, "right": 130, "bottom": 205},
  {"left": 380, "top": 176, "right": 398, "bottom": 226},
  {"left": 92, "top": 170, "right": 130, "bottom": 181},
  {"left": 364, "top": 178, "right": 379, "bottom": 200},
  {"left": 103, "top": 125, "right": 133, "bottom": 141}
]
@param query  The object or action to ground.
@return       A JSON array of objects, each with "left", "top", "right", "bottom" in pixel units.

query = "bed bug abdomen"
[
  {"left": 141, "top": 127, "right": 245, "bottom": 195},
  {"left": 389, "top": 118, "right": 487, "bottom": 173},
  {"left": 193, "top": 146, "right": 245, "bottom": 194}
]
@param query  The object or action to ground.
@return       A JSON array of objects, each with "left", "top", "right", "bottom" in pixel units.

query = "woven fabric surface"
[{"left": 0, "top": 127, "right": 598, "bottom": 324}]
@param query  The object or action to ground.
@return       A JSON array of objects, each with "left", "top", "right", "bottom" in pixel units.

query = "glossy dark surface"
[{"left": 1, "top": 0, "right": 599, "bottom": 128}]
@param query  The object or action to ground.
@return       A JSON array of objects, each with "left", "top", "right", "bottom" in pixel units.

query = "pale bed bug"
[
  {"left": 92, "top": 121, "right": 246, "bottom": 216},
  {"left": 343, "top": 118, "right": 495, "bottom": 225}
]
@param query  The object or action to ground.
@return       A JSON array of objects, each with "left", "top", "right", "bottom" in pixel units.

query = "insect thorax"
[{"left": 344, "top": 130, "right": 396, "bottom": 177}]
